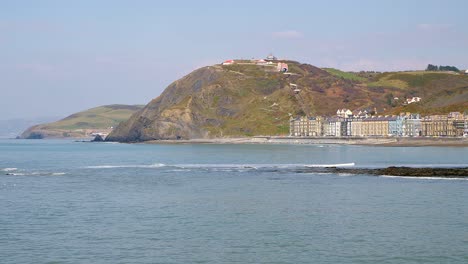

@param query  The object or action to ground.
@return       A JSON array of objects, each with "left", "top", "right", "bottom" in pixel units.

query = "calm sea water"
[{"left": 1, "top": 139, "right": 468, "bottom": 264}]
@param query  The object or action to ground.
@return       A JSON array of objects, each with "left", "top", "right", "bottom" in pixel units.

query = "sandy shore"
[{"left": 145, "top": 136, "right": 468, "bottom": 147}]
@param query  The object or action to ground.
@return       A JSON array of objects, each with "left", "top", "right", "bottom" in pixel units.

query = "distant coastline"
[{"left": 145, "top": 136, "right": 468, "bottom": 147}]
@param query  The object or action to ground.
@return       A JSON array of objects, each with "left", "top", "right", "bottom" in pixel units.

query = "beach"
[{"left": 146, "top": 136, "right": 468, "bottom": 147}]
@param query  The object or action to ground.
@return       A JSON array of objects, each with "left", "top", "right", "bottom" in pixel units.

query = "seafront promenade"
[
  {"left": 256, "top": 136, "right": 468, "bottom": 146},
  {"left": 145, "top": 136, "right": 468, "bottom": 147}
]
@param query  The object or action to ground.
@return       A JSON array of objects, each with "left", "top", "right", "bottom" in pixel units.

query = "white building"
[
  {"left": 406, "top": 97, "right": 421, "bottom": 104},
  {"left": 336, "top": 109, "right": 353, "bottom": 118}
]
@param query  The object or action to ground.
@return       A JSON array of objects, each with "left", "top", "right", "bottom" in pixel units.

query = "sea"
[{"left": 1, "top": 139, "right": 468, "bottom": 264}]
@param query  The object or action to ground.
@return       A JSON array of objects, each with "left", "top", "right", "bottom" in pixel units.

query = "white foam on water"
[
  {"left": 173, "top": 163, "right": 353, "bottom": 169},
  {"left": 83, "top": 162, "right": 356, "bottom": 173},
  {"left": 337, "top": 173, "right": 355, "bottom": 176},
  {"left": 51, "top": 172, "right": 66, "bottom": 176},
  {"left": 304, "top": 172, "right": 333, "bottom": 175},
  {"left": 172, "top": 164, "right": 296, "bottom": 171},
  {"left": 85, "top": 163, "right": 166, "bottom": 169},
  {"left": 305, "top": 163, "right": 355, "bottom": 168},
  {"left": 6, "top": 173, "right": 25, "bottom": 176},
  {"left": 2, "top": 168, "right": 18, "bottom": 172},
  {"left": 84, "top": 162, "right": 356, "bottom": 170},
  {"left": 5, "top": 171, "right": 66, "bottom": 176}
]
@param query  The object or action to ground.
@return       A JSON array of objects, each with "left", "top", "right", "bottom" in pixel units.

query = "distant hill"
[
  {"left": 0, "top": 117, "right": 60, "bottom": 139},
  {"left": 106, "top": 61, "right": 468, "bottom": 142},
  {"left": 20, "top": 104, "right": 143, "bottom": 139}
]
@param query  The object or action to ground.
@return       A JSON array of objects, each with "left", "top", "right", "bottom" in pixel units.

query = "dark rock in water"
[
  {"left": 376, "top": 166, "right": 468, "bottom": 177},
  {"left": 92, "top": 134, "right": 104, "bottom": 142},
  {"left": 329, "top": 166, "right": 468, "bottom": 178}
]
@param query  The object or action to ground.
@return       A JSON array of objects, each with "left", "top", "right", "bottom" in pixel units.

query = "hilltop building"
[
  {"left": 222, "top": 60, "right": 235, "bottom": 65},
  {"left": 266, "top": 54, "right": 277, "bottom": 61}
]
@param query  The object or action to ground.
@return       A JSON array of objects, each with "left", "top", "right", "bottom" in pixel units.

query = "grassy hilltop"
[
  {"left": 21, "top": 104, "right": 143, "bottom": 139},
  {"left": 106, "top": 61, "right": 468, "bottom": 142}
]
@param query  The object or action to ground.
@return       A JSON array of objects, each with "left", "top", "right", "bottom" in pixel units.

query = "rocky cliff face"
[{"left": 107, "top": 62, "right": 368, "bottom": 142}]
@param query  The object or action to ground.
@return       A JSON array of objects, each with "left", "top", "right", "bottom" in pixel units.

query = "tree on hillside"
[
  {"left": 438, "top": 65, "right": 460, "bottom": 72},
  {"left": 425, "top": 64, "right": 460, "bottom": 72},
  {"left": 426, "top": 64, "right": 438, "bottom": 71}
]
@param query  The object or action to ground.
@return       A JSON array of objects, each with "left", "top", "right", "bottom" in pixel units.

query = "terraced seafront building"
[
  {"left": 290, "top": 116, "right": 323, "bottom": 137},
  {"left": 421, "top": 112, "right": 467, "bottom": 137},
  {"left": 290, "top": 112, "right": 467, "bottom": 138}
]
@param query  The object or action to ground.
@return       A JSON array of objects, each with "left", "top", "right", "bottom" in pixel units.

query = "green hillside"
[
  {"left": 366, "top": 71, "right": 468, "bottom": 114},
  {"left": 323, "top": 68, "right": 367, "bottom": 82},
  {"left": 21, "top": 104, "right": 143, "bottom": 139}
]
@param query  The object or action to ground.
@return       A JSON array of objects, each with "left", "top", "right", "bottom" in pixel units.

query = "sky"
[{"left": 1, "top": 0, "right": 467, "bottom": 119}]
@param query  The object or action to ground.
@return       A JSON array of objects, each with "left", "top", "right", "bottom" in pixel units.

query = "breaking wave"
[
  {"left": 85, "top": 163, "right": 167, "bottom": 169},
  {"left": 305, "top": 163, "right": 355, "bottom": 168},
  {"left": 83, "top": 162, "right": 355, "bottom": 173},
  {"left": 5, "top": 171, "right": 66, "bottom": 176},
  {"left": 2, "top": 168, "right": 18, "bottom": 172}
]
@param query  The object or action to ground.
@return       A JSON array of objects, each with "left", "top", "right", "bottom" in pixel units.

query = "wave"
[
  {"left": 2, "top": 168, "right": 18, "bottom": 172},
  {"left": 5, "top": 172, "right": 25, "bottom": 176},
  {"left": 85, "top": 163, "right": 166, "bottom": 169},
  {"left": 305, "top": 163, "right": 355, "bottom": 168},
  {"left": 5, "top": 171, "right": 66, "bottom": 176},
  {"left": 51, "top": 172, "right": 66, "bottom": 176},
  {"left": 173, "top": 163, "right": 355, "bottom": 169},
  {"left": 83, "top": 163, "right": 355, "bottom": 173}
]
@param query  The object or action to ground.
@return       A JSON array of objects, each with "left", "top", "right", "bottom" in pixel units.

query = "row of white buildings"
[{"left": 290, "top": 111, "right": 468, "bottom": 137}]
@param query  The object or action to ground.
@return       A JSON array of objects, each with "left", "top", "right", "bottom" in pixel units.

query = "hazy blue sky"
[{"left": 1, "top": 0, "right": 467, "bottom": 119}]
